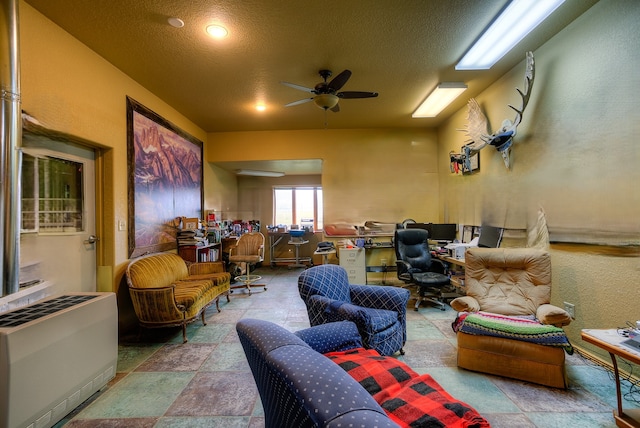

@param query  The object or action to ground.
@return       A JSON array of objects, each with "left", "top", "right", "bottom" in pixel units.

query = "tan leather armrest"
[
  {"left": 537, "top": 304, "right": 572, "bottom": 327},
  {"left": 450, "top": 296, "right": 480, "bottom": 313}
]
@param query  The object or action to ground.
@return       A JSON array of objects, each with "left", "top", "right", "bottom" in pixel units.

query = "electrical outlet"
[
  {"left": 564, "top": 302, "right": 575, "bottom": 319},
  {"left": 118, "top": 220, "right": 126, "bottom": 231}
]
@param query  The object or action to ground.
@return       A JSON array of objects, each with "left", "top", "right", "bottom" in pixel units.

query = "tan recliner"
[{"left": 450, "top": 248, "right": 572, "bottom": 388}]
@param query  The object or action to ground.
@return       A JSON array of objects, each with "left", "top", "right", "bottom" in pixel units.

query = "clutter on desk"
[
  {"left": 324, "top": 224, "right": 358, "bottom": 236},
  {"left": 444, "top": 237, "right": 479, "bottom": 259},
  {"left": 323, "top": 220, "right": 397, "bottom": 237},
  {"left": 204, "top": 215, "right": 261, "bottom": 241},
  {"left": 315, "top": 241, "right": 335, "bottom": 253}
]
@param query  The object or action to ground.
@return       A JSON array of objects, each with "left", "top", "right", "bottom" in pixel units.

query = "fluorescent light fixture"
[
  {"left": 235, "top": 169, "right": 285, "bottom": 177},
  {"left": 456, "top": 0, "right": 565, "bottom": 70},
  {"left": 412, "top": 82, "right": 468, "bottom": 118}
]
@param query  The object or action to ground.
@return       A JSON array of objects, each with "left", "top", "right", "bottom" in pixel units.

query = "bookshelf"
[
  {"left": 177, "top": 226, "right": 220, "bottom": 263},
  {"left": 178, "top": 243, "right": 220, "bottom": 263}
]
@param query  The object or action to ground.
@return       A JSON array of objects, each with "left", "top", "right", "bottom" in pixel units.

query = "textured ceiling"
[{"left": 25, "top": 0, "right": 598, "bottom": 134}]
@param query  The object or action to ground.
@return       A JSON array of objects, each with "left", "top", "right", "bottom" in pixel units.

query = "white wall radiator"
[{"left": 0, "top": 292, "right": 118, "bottom": 428}]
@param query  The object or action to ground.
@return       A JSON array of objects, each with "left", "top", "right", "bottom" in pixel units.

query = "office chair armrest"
[
  {"left": 450, "top": 296, "right": 480, "bottom": 313},
  {"left": 395, "top": 260, "right": 412, "bottom": 273},
  {"left": 429, "top": 258, "right": 447, "bottom": 274},
  {"left": 350, "top": 284, "right": 410, "bottom": 315}
]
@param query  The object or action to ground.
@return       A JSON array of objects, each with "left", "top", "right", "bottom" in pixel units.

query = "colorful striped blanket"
[{"left": 453, "top": 311, "right": 573, "bottom": 354}]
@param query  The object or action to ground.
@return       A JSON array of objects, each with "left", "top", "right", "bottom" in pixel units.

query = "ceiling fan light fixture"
[
  {"left": 314, "top": 94, "right": 339, "bottom": 110},
  {"left": 235, "top": 169, "right": 285, "bottom": 177},
  {"left": 412, "top": 82, "right": 467, "bottom": 118}
]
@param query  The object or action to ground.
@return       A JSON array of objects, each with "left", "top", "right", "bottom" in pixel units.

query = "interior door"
[{"left": 20, "top": 139, "right": 97, "bottom": 294}]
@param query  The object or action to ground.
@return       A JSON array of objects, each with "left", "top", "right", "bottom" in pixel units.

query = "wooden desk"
[
  {"left": 581, "top": 329, "right": 640, "bottom": 428},
  {"left": 436, "top": 254, "right": 466, "bottom": 292},
  {"left": 363, "top": 242, "right": 395, "bottom": 284}
]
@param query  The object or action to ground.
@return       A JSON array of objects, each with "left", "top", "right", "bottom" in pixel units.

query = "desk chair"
[
  {"left": 394, "top": 228, "right": 451, "bottom": 311},
  {"left": 228, "top": 232, "right": 266, "bottom": 295}
]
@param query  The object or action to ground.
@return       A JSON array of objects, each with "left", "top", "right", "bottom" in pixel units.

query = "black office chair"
[{"left": 394, "top": 228, "right": 451, "bottom": 311}]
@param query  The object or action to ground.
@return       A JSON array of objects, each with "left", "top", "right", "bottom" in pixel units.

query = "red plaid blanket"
[{"left": 325, "top": 348, "right": 490, "bottom": 428}]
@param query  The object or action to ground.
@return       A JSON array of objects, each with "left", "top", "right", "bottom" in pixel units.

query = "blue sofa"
[
  {"left": 298, "top": 264, "right": 410, "bottom": 356},
  {"left": 237, "top": 319, "right": 490, "bottom": 428},
  {"left": 236, "top": 318, "right": 400, "bottom": 428}
]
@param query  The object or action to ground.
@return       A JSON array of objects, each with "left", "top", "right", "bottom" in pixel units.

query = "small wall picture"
[{"left": 462, "top": 144, "right": 480, "bottom": 174}]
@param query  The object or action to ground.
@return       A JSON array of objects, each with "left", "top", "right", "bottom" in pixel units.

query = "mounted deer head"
[{"left": 459, "top": 51, "right": 536, "bottom": 169}]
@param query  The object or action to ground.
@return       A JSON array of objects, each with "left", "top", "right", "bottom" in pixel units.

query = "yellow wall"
[
  {"left": 19, "top": 1, "right": 208, "bottom": 292},
  {"left": 207, "top": 128, "right": 441, "bottom": 225},
  {"left": 437, "top": 0, "right": 640, "bottom": 358}
]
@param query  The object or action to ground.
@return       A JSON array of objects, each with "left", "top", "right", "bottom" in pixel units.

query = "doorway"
[{"left": 20, "top": 135, "right": 97, "bottom": 294}]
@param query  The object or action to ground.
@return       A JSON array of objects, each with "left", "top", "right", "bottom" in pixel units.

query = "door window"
[{"left": 21, "top": 152, "right": 85, "bottom": 233}]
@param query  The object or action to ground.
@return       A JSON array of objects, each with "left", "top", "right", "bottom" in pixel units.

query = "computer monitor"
[
  {"left": 429, "top": 223, "right": 457, "bottom": 242},
  {"left": 406, "top": 222, "right": 431, "bottom": 232},
  {"left": 477, "top": 225, "right": 504, "bottom": 248}
]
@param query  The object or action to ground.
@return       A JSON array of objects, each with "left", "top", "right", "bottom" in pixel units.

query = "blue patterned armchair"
[{"left": 298, "top": 264, "right": 410, "bottom": 356}]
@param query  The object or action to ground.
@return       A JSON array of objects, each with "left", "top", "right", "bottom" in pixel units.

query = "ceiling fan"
[{"left": 281, "top": 69, "right": 378, "bottom": 112}]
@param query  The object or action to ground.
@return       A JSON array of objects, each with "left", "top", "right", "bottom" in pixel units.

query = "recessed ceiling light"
[
  {"left": 206, "top": 24, "right": 228, "bottom": 39},
  {"left": 167, "top": 17, "right": 184, "bottom": 28},
  {"left": 256, "top": 104, "right": 266, "bottom": 112}
]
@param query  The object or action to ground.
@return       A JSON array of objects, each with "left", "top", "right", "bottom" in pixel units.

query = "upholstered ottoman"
[{"left": 456, "top": 331, "right": 567, "bottom": 388}]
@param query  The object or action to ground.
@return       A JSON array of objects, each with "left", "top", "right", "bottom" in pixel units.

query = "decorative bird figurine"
[{"left": 460, "top": 51, "right": 535, "bottom": 170}]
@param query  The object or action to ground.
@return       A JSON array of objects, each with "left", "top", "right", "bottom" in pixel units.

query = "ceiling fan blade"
[
  {"left": 330, "top": 103, "right": 340, "bottom": 113},
  {"left": 327, "top": 69, "right": 352, "bottom": 92},
  {"left": 337, "top": 91, "right": 379, "bottom": 99},
  {"left": 284, "top": 98, "right": 314, "bottom": 107},
  {"left": 281, "top": 81, "right": 315, "bottom": 93}
]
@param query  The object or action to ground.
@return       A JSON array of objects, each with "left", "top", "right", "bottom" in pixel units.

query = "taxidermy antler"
[{"left": 459, "top": 51, "right": 535, "bottom": 170}]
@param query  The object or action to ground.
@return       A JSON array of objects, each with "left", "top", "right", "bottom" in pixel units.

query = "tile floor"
[{"left": 58, "top": 266, "right": 639, "bottom": 427}]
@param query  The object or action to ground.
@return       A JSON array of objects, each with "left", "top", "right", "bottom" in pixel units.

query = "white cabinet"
[{"left": 339, "top": 248, "right": 366, "bottom": 284}]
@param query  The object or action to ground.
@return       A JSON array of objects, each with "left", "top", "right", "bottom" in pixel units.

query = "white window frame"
[
  {"left": 21, "top": 148, "right": 87, "bottom": 234},
  {"left": 273, "top": 186, "right": 322, "bottom": 231}
]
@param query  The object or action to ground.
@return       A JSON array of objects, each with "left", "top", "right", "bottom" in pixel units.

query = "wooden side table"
[{"left": 581, "top": 329, "right": 640, "bottom": 428}]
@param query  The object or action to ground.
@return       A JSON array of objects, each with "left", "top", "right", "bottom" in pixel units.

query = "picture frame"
[
  {"left": 461, "top": 144, "right": 480, "bottom": 174},
  {"left": 183, "top": 218, "right": 199, "bottom": 230},
  {"left": 127, "top": 97, "right": 203, "bottom": 257}
]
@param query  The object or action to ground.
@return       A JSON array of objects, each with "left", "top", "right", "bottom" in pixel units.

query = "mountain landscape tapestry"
[{"left": 127, "top": 97, "right": 203, "bottom": 257}]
